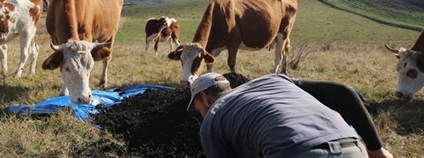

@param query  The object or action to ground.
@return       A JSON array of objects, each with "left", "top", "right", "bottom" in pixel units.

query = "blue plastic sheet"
[{"left": 5, "top": 84, "right": 175, "bottom": 121}]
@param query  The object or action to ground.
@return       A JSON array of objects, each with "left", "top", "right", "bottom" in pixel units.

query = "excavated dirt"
[{"left": 88, "top": 72, "right": 250, "bottom": 157}]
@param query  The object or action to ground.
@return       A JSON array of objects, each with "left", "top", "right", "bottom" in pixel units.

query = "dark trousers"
[{"left": 294, "top": 80, "right": 382, "bottom": 150}]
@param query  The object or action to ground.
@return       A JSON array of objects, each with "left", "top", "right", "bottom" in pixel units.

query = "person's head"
[{"left": 187, "top": 73, "right": 232, "bottom": 117}]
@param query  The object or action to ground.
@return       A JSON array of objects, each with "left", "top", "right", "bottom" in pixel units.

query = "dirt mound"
[{"left": 89, "top": 72, "right": 250, "bottom": 157}]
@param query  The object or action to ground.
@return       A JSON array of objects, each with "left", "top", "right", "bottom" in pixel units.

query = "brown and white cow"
[
  {"left": 0, "top": 0, "right": 44, "bottom": 78},
  {"left": 41, "top": 0, "right": 123, "bottom": 104},
  {"left": 385, "top": 30, "right": 424, "bottom": 98},
  {"left": 145, "top": 16, "right": 181, "bottom": 55},
  {"left": 167, "top": 0, "right": 298, "bottom": 87}
]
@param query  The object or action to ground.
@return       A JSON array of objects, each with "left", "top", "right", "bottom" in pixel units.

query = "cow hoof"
[
  {"left": 98, "top": 80, "right": 106, "bottom": 88},
  {"left": 12, "top": 74, "right": 21, "bottom": 78}
]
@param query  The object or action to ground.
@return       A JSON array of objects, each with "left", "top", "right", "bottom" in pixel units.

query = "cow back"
[{"left": 46, "top": 0, "right": 123, "bottom": 44}]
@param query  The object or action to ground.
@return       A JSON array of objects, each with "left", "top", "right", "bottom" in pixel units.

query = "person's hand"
[{"left": 367, "top": 148, "right": 393, "bottom": 158}]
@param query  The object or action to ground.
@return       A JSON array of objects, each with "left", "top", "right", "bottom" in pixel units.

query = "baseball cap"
[{"left": 187, "top": 73, "right": 230, "bottom": 111}]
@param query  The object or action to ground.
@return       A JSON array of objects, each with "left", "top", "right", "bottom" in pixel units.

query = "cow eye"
[
  {"left": 403, "top": 63, "right": 407, "bottom": 68},
  {"left": 65, "top": 67, "right": 70, "bottom": 72}
]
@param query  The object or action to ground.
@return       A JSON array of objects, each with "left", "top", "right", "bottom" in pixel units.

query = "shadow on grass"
[
  {"left": 0, "top": 84, "right": 32, "bottom": 105},
  {"left": 369, "top": 99, "right": 424, "bottom": 135}
]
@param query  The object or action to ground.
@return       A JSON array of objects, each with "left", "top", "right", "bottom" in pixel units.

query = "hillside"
[
  {"left": 119, "top": 0, "right": 420, "bottom": 45},
  {"left": 318, "top": 0, "right": 424, "bottom": 31}
]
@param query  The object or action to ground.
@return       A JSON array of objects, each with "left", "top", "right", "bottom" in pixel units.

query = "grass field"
[
  {"left": 319, "top": 0, "right": 424, "bottom": 31},
  {"left": 0, "top": 0, "right": 423, "bottom": 157}
]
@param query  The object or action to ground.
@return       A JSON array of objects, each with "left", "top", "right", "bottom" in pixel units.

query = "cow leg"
[
  {"left": 273, "top": 33, "right": 287, "bottom": 74},
  {"left": 169, "top": 37, "right": 174, "bottom": 52},
  {"left": 154, "top": 36, "right": 161, "bottom": 56},
  {"left": 171, "top": 32, "right": 181, "bottom": 50},
  {"left": 99, "top": 38, "right": 114, "bottom": 88},
  {"left": 227, "top": 47, "right": 239, "bottom": 72},
  {"left": 278, "top": 16, "right": 296, "bottom": 74},
  {"left": 29, "top": 40, "right": 39, "bottom": 76},
  {"left": 99, "top": 56, "right": 111, "bottom": 88},
  {"left": 145, "top": 38, "right": 150, "bottom": 54},
  {"left": 14, "top": 32, "right": 34, "bottom": 78},
  {"left": 0, "top": 44, "right": 7, "bottom": 77},
  {"left": 207, "top": 48, "right": 225, "bottom": 72}
]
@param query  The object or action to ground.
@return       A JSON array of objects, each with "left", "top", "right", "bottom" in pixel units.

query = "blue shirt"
[{"left": 200, "top": 74, "right": 359, "bottom": 158}]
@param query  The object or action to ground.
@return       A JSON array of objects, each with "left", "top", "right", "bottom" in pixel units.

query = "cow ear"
[
  {"left": 168, "top": 50, "right": 182, "bottom": 60},
  {"left": 203, "top": 51, "right": 215, "bottom": 64},
  {"left": 42, "top": 51, "right": 63, "bottom": 70},
  {"left": 168, "top": 45, "right": 184, "bottom": 60},
  {"left": 91, "top": 45, "right": 111, "bottom": 61},
  {"left": 415, "top": 52, "right": 424, "bottom": 73}
]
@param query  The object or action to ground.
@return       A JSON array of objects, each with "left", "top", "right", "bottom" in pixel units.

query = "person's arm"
[
  {"left": 294, "top": 80, "right": 383, "bottom": 150},
  {"left": 367, "top": 148, "right": 393, "bottom": 158}
]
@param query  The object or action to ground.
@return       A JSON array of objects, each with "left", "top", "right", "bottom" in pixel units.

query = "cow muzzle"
[
  {"left": 180, "top": 80, "right": 190, "bottom": 88},
  {"left": 77, "top": 95, "right": 92, "bottom": 104},
  {"left": 394, "top": 91, "right": 413, "bottom": 99}
]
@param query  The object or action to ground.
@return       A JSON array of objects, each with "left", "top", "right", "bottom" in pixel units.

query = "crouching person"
[{"left": 187, "top": 73, "right": 393, "bottom": 158}]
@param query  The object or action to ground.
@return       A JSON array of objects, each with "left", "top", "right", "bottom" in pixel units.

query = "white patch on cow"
[
  {"left": 0, "top": 0, "right": 40, "bottom": 77},
  {"left": 394, "top": 48, "right": 424, "bottom": 97},
  {"left": 164, "top": 17, "right": 172, "bottom": 27},
  {"left": 146, "top": 33, "right": 160, "bottom": 41},
  {"left": 180, "top": 44, "right": 205, "bottom": 85},
  {"left": 57, "top": 40, "right": 97, "bottom": 104}
]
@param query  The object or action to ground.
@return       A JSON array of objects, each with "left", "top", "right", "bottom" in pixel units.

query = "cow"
[
  {"left": 385, "top": 29, "right": 424, "bottom": 98},
  {"left": 167, "top": 0, "right": 298, "bottom": 87},
  {"left": 0, "top": 0, "right": 44, "bottom": 78},
  {"left": 41, "top": 0, "right": 123, "bottom": 104},
  {"left": 145, "top": 16, "right": 181, "bottom": 55}
]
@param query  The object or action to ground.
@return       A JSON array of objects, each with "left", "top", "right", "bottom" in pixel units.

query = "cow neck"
[
  {"left": 411, "top": 30, "right": 424, "bottom": 53},
  {"left": 65, "top": 0, "right": 80, "bottom": 40},
  {"left": 191, "top": 2, "right": 215, "bottom": 47}
]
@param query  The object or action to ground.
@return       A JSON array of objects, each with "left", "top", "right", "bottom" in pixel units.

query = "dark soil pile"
[{"left": 89, "top": 72, "right": 250, "bottom": 157}]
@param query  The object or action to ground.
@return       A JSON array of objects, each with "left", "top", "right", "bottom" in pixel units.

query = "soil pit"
[{"left": 90, "top": 72, "right": 250, "bottom": 157}]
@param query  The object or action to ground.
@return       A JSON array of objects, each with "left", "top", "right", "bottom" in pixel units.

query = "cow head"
[
  {"left": 385, "top": 30, "right": 424, "bottom": 98},
  {"left": 167, "top": 43, "right": 215, "bottom": 88},
  {"left": 155, "top": 16, "right": 170, "bottom": 31},
  {"left": 42, "top": 40, "right": 110, "bottom": 104}
]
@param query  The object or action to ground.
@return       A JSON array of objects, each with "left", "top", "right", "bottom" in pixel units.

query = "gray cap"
[{"left": 187, "top": 73, "right": 230, "bottom": 111}]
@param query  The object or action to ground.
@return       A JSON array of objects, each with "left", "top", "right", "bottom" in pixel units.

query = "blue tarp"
[{"left": 5, "top": 84, "right": 175, "bottom": 121}]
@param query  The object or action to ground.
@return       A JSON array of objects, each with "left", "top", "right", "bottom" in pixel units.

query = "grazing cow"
[
  {"left": 0, "top": 0, "right": 44, "bottom": 78},
  {"left": 167, "top": 0, "right": 298, "bottom": 87},
  {"left": 385, "top": 29, "right": 424, "bottom": 98},
  {"left": 41, "top": 0, "right": 123, "bottom": 104},
  {"left": 145, "top": 16, "right": 181, "bottom": 55}
]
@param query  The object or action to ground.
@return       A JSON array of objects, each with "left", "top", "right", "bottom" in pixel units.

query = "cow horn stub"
[
  {"left": 384, "top": 44, "right": 399, "bottom": 54},
  {"left": 174, "top": 45, "right": 184, "bottom": 52},
  {"left": 50, "top": 42, "right": 61, "bottom": 51}
]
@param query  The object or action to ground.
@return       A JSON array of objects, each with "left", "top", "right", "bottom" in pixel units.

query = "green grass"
[
  {"left": 318, "top": 0, "right": 424, "bottom": 31},
  {"left": 0, "top": 0, "right": 423, "bottom": 157}
]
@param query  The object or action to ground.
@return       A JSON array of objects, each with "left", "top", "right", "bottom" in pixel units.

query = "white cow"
[
  {"left": 385, "top": 29, "right": 424, "bottom": 98},
  {"left": 0, "top": 0, "right": 44, "bottom": 78},
  {"left": 46, "top": 40, "right": 108, "bottom": 104}
]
